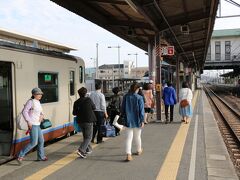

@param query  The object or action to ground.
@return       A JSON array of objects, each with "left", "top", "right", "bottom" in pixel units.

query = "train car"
[{"left": 0, "top": 41, "right": 85, "bottom": 162}]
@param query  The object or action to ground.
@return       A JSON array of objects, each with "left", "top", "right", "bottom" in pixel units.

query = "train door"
[
  {"left": 0, "top": 62, "right": 13, "bottom": 157},
  {"left": 68, "top": 70, "right": 75, "bottom": 124}
]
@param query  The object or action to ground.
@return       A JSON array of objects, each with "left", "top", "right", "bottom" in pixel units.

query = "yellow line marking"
[
  {"left": 156, "top": 90, "right": 199, "bottom": 180},
  {"left": 25, "top": 142, "right": 101, "bottom": 180}
]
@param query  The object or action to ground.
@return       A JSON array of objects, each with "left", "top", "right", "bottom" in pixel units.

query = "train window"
[
  {"left": 70, "top": 71, "right": 75, "bottom": 96},
  {"left": 38, "top": 72, "right": 58, "bottom": 103},
  {"left": 79, "top": 66, "right": 84, "bottom": 83}
]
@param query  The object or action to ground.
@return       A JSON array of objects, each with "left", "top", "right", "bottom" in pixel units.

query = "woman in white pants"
[{"left": 122, "top": 82, "right": 145, "bottom": 161}]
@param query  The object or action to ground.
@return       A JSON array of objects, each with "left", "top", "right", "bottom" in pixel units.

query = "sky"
[{"left": 0, "top": 0, "right": 239, "bottom": 68}]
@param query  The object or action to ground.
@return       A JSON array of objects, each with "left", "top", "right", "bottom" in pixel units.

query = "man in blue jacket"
[{"left": 162, "top": 82, "right": 177, "bottom": 124}]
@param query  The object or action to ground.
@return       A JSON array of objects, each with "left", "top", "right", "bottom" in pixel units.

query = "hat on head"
[{"left": 31, "top": 87, "right": 43, "bottom": 95}]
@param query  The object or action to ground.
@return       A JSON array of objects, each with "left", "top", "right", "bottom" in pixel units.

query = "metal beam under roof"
[{"left": 50, "top": 0, "right": 219, "bottom": 71}]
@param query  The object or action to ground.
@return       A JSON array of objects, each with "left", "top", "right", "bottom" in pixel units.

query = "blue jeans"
[{"left": 18, "top": 125, "right": 45, "bottom": 160}]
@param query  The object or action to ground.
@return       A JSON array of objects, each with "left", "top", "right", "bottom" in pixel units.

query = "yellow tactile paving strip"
[
  {"left": 156, "top": 90, "right": 199, "bottom": 180},
  {"left": 25, "top": 91, "right": 199, "bottom": 180},
  {"left": 25, "top": 143, "right": 100, "bottom": 180}
]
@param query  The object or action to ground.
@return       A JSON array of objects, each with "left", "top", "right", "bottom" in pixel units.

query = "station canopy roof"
[
  {"left": 220, "top": 70, "right": 240, "bottom": 78},
  {"left": 50, "top": 0, "right": 219, "bottom": 71}
]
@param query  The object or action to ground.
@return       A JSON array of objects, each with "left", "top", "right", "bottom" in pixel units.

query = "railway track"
[{"left": 204, "top": 85, "right": 240, "bottom": 171}]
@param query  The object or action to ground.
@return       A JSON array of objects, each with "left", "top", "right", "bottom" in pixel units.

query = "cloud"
[{"left": 0, "top": 0, "right": 148, "bottom": 67}]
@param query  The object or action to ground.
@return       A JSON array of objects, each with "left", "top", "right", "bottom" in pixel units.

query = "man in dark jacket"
[{"left": 73, "top": 87, "right": 96, "bottom": 158}]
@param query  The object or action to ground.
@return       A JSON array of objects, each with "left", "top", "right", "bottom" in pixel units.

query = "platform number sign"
[
  {"left": 44, "top": 74, "right": 52, "bottom": 82},
  {"left": 167, "top": 46, "right": 174, "bottom": 56},
  {"left": 161, "top": 46, "right": 174, "bottom": 56}
]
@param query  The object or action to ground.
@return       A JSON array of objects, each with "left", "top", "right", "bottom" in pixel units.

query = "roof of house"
[
  {"left": 99, "top": 64, "right": 124, "bottom": 69},
  {"left": 212, "top": 29, "right": 240, "bottom": 38}
]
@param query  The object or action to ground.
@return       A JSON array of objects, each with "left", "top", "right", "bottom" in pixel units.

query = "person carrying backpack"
[{"left": 109, "top": 87, "right": 123, "bottom": 136}]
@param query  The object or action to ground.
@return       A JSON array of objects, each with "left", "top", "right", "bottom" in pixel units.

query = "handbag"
[
  {"left": 180, "top": 89, "right": 190, "bottom": 108},
  {"left": 40, "top": 119, "right": 52, "bottom": 129},
  {"left": 100, "top": 121, "right": 116, "bottom": 137},
  {"left": 180, "top": 99, "right": 189, "bottom": 107},
  {"left": 73, "top": 117, "right": 81, "bottom": 132},
  {"left": 17, "top": 113, "right": 28, "bottom": 130}
]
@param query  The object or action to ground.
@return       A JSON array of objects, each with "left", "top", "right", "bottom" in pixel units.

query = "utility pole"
[{"left": 96, "top": 43, "right": 99, "bottom": 79}]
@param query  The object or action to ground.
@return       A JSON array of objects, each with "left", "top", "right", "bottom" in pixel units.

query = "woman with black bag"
[{"left": 109, "top": 87, "right": 123, "bottom": 136}]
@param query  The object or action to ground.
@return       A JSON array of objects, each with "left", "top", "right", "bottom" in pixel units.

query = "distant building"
[
  {"left": 131, "top": 67, "right": 149, "bottom": 79},
  {"left": 85, "top": 67, "right": 96, "bottom": 80},
  {"left": 206, "top": 29, "right": 240, "bottom": 62},
  {"left": 98, "top": 60, "right": 137, "bottom": 80}
]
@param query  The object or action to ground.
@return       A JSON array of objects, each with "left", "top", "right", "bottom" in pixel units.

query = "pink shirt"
[
  {"left": 22, "top": 99, "right": 43, "bottom": 125},
  {"left": 143, "top": 90, "right": 154, "bottom": 108}
]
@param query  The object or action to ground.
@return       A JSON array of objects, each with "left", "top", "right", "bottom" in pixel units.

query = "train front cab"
[{"left": 0, "top": 61, "right": 14, "bottom": 161}]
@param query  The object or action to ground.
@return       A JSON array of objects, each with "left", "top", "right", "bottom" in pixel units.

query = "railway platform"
[{"left": 0, "top": 89, "right": 238, "bottom": 180}]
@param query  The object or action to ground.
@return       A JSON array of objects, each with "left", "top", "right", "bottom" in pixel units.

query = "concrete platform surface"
[{"left": 0, "top": 90, "right": 238, "bottom": 180}]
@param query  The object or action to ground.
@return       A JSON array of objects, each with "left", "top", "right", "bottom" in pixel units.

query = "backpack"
[
  {"left": 110, "top": 95, "right": 121, "bottom": 112},
  {"left": 107, "top": 95, "right": 121, "bottom": 115},
  {"left": 17, "top": 99, "right": 33, "bottom": 130}
]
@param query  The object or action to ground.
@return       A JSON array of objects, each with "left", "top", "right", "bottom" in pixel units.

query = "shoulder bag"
[{"left": 180, "top": 89, "right": 189, "bottom": 108}]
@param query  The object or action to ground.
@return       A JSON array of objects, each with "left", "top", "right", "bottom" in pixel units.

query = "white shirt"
[
  {"left": 23, "top": 99, "right": 43, "bottom": 125},
  {"left": 179, "top": 88, "right": 193, "bottom": 103}
]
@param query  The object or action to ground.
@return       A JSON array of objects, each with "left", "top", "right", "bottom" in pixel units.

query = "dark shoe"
[
  {"left": 77, "top": 150, "right": 86, "bottom": 158},
  {"left": 91, "top": 140, "right": 94, "bottom": 143},
  {"left": 165, "top": 121, "right": 168, "bottom": 124},
  {"left": 97, "top": 141, "right": 104, "bottom": 144}
]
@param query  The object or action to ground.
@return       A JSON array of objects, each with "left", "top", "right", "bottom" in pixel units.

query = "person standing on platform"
[
  {"left": 90, "top": 82, "right": 108, "bottom": 144},
  {"left": 179, "top": 81, "right": 193, "bottom": 124},
  {"left": 142, "top": 83, "right": 154, "bottom": 124},
  {"left": 17, "top": 88, "right": 47, "bottom": 164},
  {"left": 73, "top": 87, "right": 96, "bottom": 158},
  {"left": 138, "top": 86, "right": 145, "bottom": 103},
  {"left": 162, "top": 82, "right": 177, "bottom": 124},
  {"left": 122, "top": 82, "right": 144, "bottom": 161},
  {"left": 109, "top": 87, "right": 123, "bottom": 136}
]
